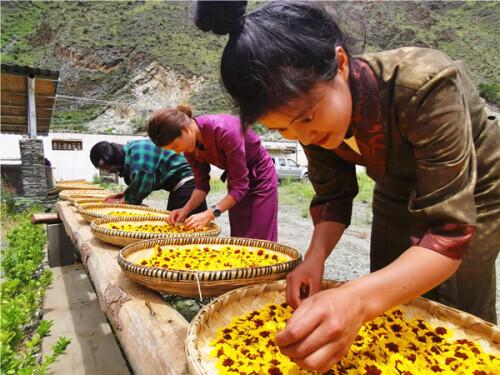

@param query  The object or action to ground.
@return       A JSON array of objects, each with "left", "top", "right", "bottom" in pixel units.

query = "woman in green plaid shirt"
[{"left": 90, "top": 140, "right": 207, "bottom": 213}]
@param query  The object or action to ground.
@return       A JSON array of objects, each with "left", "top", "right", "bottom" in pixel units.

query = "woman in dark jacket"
[{"left": 195, "top": 1, "right": 500, "bottom": 371}]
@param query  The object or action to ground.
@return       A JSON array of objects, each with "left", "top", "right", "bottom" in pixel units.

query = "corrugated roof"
[{"left": 1, "top": 63, "right": 60, "bottom": 135}]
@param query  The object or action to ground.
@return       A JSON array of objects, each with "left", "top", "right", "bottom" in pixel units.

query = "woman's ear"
[
  {"left": 181, "top": 126, "right": 191, "bottom": 136},
  {"left": 335, "top": 46, "right": 350, "bottom": 81}
]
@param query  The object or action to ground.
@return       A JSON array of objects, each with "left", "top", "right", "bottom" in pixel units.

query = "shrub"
[
  {"left": 1, "top": 210, "right": 71, "bottom": 374},
  {"left": 479, "top": 82, "right": 500, "bottom": 104}
]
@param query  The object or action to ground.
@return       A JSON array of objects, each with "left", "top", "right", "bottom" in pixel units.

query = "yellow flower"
[
  {"left": 209, "top": 304, "right": 500, "bottom": 374},
  {"left": 106, "top": 222, "right": 207, "bottom": 233},
  {"left": 137, "top": 244, "right": 289, "bottom": 271},
  {"left": 106, "top": 211, "right": 157, "bottom": 217}
]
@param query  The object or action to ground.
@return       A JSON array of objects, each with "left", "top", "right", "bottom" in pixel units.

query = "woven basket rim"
[
  {"left": 78, "top": 203, "right": 171, "bottom": 220},
  {"left": 185, "top": 279, "right": 500, "bottom": 375},
  {"left": 90, "top": 216, "right": 221, "bottom": 239},
  {"left": 56, "top": 183, "right": 104, "bottom": 190},
  {"left": 59, "top": 190, "right": 113, "bottom": 200},
  {"left": 118, "top": 237, "right": 302, "bottom": 279}
]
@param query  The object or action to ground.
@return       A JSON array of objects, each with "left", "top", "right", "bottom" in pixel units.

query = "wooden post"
[{"left": 27, "top": 74, "right": 37, "bottom": 139}]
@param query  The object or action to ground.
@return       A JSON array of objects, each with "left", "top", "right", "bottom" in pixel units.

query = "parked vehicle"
[{"left": 271, "top": 156, "right": 308, "bottom": 182}]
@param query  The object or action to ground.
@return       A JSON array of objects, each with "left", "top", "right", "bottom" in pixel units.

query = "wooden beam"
[
  {"left": 56, "top": 202, "right": 190, "bottom": 375},
  {"left": 31, "top": 213, "right": 61, "bottom": 225}
]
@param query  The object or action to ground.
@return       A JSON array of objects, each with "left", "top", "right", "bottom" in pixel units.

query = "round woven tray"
[
  {"left": 77, "top": 203, "right": 171, "bottom": 223},
  {"left": 118, "top": 238, "right": 302, "bottom": 298},
  {"left": 69, "top": 197, "right": 106, "bottom": 206},
  {"left": 59, "top": 190, "right": 113, "bottom": 200},
  {"left": 90, "top": 216, "right": 221, "bottom": 247},
  {"left": 56, "top": 183, "right": 104, "bottom": 191},
  {"left": 55, "top": 179, "right": 87, "bottom": 184},
  {"left": 186, "top": 279, "right": 500, "bottom": 374}
]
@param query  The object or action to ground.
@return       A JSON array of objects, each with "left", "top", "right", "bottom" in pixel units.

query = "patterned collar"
[{"left": 333, "top": 58, "right": 386, "bottom": 182}]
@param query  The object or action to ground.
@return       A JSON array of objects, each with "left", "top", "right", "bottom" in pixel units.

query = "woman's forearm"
[
  {"left": 345, "top": 246, "right": 461, "bottom": 322},
  {"left": 213, "top": 194, "right": 236, "bottom": 214},
  {"left": 183, "top": 189, "right": 207, "bottom": 212},
  {"left": 306, "top": 221, "right": 346, "bottom": 261}
]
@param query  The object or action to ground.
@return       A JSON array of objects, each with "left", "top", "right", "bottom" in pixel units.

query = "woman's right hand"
[
  {"left": 104, "top": 192, "right": 124, "bottom": 203},
  {"left": 286, "top": 252, "right": 325, "bottom": 309},
  {"left": 168, "top": 208, "right": 188, "bottom": 224}
]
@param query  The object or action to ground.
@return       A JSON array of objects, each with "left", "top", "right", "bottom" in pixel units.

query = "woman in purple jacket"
[{"left": 147, "top": 105, "right": 278, "bottom": 241}]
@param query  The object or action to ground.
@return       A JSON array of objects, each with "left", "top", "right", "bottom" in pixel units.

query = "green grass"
[
  {"left": 0, "top": 206, "right": 71, "bottom": 374},
  {"left": 51, "top": 105, "right": 105, "bottom": 132},
  {"left": 278, "top": 172, "right": 375, "bottom": 218}
]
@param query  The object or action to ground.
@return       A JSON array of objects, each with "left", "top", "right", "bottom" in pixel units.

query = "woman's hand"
[
  {"left": 286, "top": 252, "right": 325, "bottom": 309},
  {"left": 168, "top": 208, "right": 189, "bottom": 224},
  {"left": 104, "top": 192, "right": 124, "bottom": 203},
  {"left": 276, "top": 284, "right": 365, "bottom": 372},
  {"left": 184, "top": 210, "right": 215, "bottom": 230}
]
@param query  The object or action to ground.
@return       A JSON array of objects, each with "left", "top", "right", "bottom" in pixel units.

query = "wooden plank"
[
  {"left": 0, "top": 74, "right": 27, "bottom": 92},
  {"left": 35, "top": 79, "right": 57, "bottom": 96},
  {"left": 1, "top": 91, "right": 55, "bottom": 107},
  {"left": 0, "top": 75, "right": 56, "bottom": 96},
  {"left": 1, "top": 106, "right": 53, "bottom": 117},
  {"left": 56, "top": 202, "right": 190, "bottom": 375},
  {"left": 0, "top": 124, "right": 51, "bottom": 134},
  {"left": 1, "top": 115, "right": 52, "bottom": 125}
]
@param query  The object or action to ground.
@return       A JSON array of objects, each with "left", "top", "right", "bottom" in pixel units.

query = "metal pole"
[{"left": 27, "top": 74, "right": 37, "bottom": 139}]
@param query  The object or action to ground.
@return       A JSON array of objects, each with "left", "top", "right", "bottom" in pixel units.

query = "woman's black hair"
[
  {"left": 89, "top": 141, "right": 125, "bottom": 169},
  {"left": 195, "top": 1, "right": 350, "bottom": 128}
]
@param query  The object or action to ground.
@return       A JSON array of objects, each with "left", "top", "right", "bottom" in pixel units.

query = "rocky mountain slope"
[{"left": 1, "top": 1, "right": 498, "bottom": 134}]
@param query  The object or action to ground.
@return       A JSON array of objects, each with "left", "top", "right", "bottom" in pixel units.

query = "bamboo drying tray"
[
  {"left": 77, "top": 203, "right": 171, "bottom": 223},
  {"left": 118, "top": 237, "right": 302, "bottom": 298},
  {"left": 56, "top": 183, "right": 104, "bottom": 191},
  {"left": 59, "top": 190, "right": 113, "bottom": 200},
  {"left": 90, "top": 216, "right": 221, "bottom": 247},
  {"left": 69, "top": 197, "right": 106, "bottom": 206},
  {"left": 186, "top": 279, "right": 500, "bottom": 374},
  {"left": 55, "top": 179, "right": 87, "bottom": 185}
]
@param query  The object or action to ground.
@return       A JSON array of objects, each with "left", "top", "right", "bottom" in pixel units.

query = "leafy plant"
[
  {"left": 1, "top": 210, "right": 71, "bottom": 374},
  {"left": 479, "top": 82, "right": 500, "bottom": 104}
]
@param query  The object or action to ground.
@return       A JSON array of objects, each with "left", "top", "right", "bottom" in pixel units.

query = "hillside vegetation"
[{"left": 1, "top": 1, "right": 499, "bottom": 133}]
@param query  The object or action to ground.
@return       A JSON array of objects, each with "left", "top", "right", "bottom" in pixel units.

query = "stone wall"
[{"left": 19, "top": 139, "right": 48, "bottom": 197}]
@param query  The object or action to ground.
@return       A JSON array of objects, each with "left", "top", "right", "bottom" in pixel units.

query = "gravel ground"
[{"left": 145, "top": 189, "right": 499, "bottom": 321}]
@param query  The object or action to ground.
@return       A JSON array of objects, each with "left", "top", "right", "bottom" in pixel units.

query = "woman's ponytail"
[
  {"left": 195, "top": 1, "right": 247, "bottom": 36},
  {"left": 176, "top": 104, "right": 193, "bottom": 118}
]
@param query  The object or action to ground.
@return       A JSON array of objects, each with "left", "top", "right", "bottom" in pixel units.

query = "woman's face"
[
  {"left": 259, "top": 48, "right": 352, "bottom": 150},
  {"left": 162, "top": 126, "right": 196, "bottom": 154}
]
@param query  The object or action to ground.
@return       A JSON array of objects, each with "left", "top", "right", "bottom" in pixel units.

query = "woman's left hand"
[
  {"left": 276, "top": 284, "right": 365, "bottom": 372},
  {"left": 184, "top": 210, "right": 214, "bottom": 230}
]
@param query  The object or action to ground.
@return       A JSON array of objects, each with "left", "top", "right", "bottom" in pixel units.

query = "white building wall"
[
  {"left": 1, "top": 133, "right": 143, "bottom": 182},
  {"left": 1, "top": 133, "right": 361, "bottom": 183}
]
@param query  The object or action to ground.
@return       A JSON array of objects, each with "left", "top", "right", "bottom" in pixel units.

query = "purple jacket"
[{"left": 185, "top": 114, "right": 277, "bottom": 203}]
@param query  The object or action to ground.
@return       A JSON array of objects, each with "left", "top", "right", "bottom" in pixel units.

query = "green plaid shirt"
[{"left": 122, "top": 140, "right": 192, "bottom": 204}]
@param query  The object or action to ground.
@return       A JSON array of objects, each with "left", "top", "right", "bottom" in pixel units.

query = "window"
[
  {"left": 52, "top": 139, "right": 83, "bottom": 151},
  {"left": 287, "top": 159, "right": 298, "bottom": 167}
]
